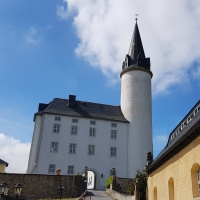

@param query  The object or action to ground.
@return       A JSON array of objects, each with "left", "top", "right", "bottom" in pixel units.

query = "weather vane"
[{"left": 135, "top": 14, "right": 139, "bottom": 21}]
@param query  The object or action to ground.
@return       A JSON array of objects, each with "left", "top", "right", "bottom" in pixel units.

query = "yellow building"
[
  {"left": 0, "top": 159, "right": 8, "bottom": 173},
  {"left": 147, "top": 101, "right": 200, "bottom": 200}
]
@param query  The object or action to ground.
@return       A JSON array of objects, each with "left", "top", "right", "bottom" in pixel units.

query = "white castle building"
[{"left": 27, "top": 21, "right": 153, "bottom": 189}]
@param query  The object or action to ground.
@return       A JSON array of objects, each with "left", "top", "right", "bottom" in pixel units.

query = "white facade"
[
  {"left": 28, "top": 114, "right": 129, "bottom": 189},
  {"left": 27, "top": 21, "right": 153, "bottom": 190}
]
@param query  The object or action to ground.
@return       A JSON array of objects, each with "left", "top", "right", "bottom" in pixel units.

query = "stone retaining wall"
[
  {"left": 113, "top": 176, "right": 134, "bottom": 195},
  {"left": 0, "top": 173, "right": 85, "bottom": 199}
]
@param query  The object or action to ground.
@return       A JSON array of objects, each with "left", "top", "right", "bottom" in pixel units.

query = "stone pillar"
[
  {"left": 111, "top": 168, "right": 116, "bottom": 191},
  {"left": 84, "top": 166, "right": 88, "bottom": 190},
  {"left": 134, "top": 181, "right": 140, "bottom": 200}
]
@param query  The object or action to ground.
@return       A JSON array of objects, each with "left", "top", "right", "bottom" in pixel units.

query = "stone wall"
[
  {"left": 112, "top": 176, "right": 134, "bottom": 195},
  {"left": 0, "top": 173, "right": 86, "bottom": 199}
]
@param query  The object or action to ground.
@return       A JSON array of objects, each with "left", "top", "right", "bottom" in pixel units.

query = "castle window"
[
  {"left": 110, "top": 147, "right": 117, "bottom": 157},
  {"left": 72, "top": 118, "right": 78, "bottom": 123},
  {"left": 153, "top": 187, "right": 157, "bottom": 200},
  {"left": 111, "top": 130, "right": 117, "bottom": 139},
  {"left": 88, "top": 145, "right": 95, "bottom": 155},
  {"left": 50, "top": 142, "right": 58, "bottom": 152},
  {"left": 71, "top": 126, "right": 77, "bottom": 135},
  {"left": 191, "top": 163, "right": 200, "bottom": 198},
  {"left": 53, "top": 124, "right": 60, "bottom": 133},
  {"left": 89, "top": 128, "right": 96, "bottom": 137},
  {"left": 111, "top": 123, "right": 117, "bottom": 128},
  {"left": 48, "top": 164, "right": 56, "bottom": 173},
  {"left": 69, "top": 143, "right": 76, "bottom": 154},
  {"left": 168, "top": 177, "right": 175, "bottom": 200},
  {"left": 90, "top": 120, "right": 96, "bottom": 125},
  {"left": 55, "top": 116, "right": 61, "bottom": 121},
  {"left": 68, "top": 165, "right": 74, "bottom": 175}
]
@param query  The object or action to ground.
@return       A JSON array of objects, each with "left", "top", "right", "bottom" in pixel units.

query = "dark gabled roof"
[
  {"left": 121, "top": 21, "right": 151, "bottom": 73},
  {"left": 0, "top": 159, "right": 8, "bottom": 167},
  {"left": 34, "top": 98, "right": 129, "bottom": 123},
  {"left": 147, "top": 100, "right": 200, "bottom": 174}
]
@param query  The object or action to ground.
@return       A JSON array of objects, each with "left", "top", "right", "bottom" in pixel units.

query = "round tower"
[{"left": 120, "top": 21, "right": 153, "bottom": 178}]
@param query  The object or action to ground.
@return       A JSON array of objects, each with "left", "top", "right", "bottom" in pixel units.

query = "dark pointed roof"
[
  {"left": 128, "top": 21, "right": 145, "bottom": 63},
  {"left": 121, "top": 21, "right": 151, "bottom": 73}
]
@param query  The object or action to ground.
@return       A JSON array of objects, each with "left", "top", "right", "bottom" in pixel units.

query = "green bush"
[
  {"left": 75, "top": 174, "right": 82, "bottom": 177},
  {"left": 105, "top": 176, "right": 113, "bottom": 188}
]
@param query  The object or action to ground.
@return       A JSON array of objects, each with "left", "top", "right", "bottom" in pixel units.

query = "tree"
[{"left": 127, "top": 170, "right": 147, "bottom": 200}]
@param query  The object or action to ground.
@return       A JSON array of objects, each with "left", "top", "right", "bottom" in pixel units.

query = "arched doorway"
[
  {"left": 87, "top": 171, "right": 96, "bottom": 189},
  {"left": 82, "top": 167, "right": 101, "bottom": 189}
]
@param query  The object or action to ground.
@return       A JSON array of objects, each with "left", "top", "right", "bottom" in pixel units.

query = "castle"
[{"left": 27, "top": 20, "right": 153, "bottom": 190}]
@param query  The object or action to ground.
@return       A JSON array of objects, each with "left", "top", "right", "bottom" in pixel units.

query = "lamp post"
[
  {"left": 14, "top": 183, "right": 22, "bottom": 200},
  {"left": 0, "top": 182, "right": 9, "bottom": 200},
  {"left": 111, "top": 168, "right": 116, "bottom": 176},
  {"left": 58, "top": 185, "right": 65, "bottom": 200}
]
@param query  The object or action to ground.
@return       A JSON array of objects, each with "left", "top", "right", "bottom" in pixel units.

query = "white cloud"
[
  {"left": 57, "top": 0, "right": 200, "bottom": 94},
  {"left": 25, "top": 27, "right": 42, "bottom": 45},
  {"left": 0, "top": 133, "right": 31, "bottom": 173}
]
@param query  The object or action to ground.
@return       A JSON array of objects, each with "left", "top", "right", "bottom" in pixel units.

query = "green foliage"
[
  {"left": 75, "top": 174, "right": 82, "bottom": 177},
  {"left": 127, "top": 170, "right": 147, "bottom": 199},
  {"left": 105, "top": 176, "right": 113, "bottom": 188}
]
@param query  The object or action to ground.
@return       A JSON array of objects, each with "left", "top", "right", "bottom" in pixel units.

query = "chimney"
[{"left": 68, "top": 95, "right": 76, "bottom": 107}]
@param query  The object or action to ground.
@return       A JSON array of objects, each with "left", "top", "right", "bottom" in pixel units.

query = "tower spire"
[{"left": 122, "top": 20, "right": 151, "bottom": 72}]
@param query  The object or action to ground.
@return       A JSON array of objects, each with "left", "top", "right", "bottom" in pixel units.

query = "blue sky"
[{"left": 0, "top": 0, "right": 200, "bottom": 173}]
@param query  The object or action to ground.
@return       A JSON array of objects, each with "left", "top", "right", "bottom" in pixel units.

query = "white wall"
[
  {"left": 121, "top": 69, "right": 153, "bottom": 178},
  {"left": 31, "top": 114, "right": 129, "bottom": 189},
  {"left": 27, "top": 115, "right": 42, "bottom": 174}
]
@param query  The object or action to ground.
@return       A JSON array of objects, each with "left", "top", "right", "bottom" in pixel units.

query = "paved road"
[{"left": 85, "top": 190, "right": 116, "bottom": 200}]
